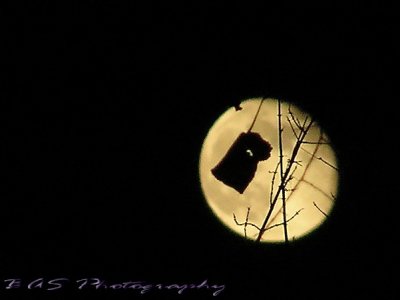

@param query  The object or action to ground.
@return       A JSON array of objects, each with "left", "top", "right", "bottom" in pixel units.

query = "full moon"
[{"left": 199, "top": 98, "right": 339, "bottom": 243}]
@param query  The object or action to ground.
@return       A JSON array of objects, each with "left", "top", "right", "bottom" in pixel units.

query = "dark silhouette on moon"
[
  {"left": 211, "top": 132, "right": 272, "bottom": 194},
  {"left": 234, "top": 102, "right": 243, "bottom": 111}
]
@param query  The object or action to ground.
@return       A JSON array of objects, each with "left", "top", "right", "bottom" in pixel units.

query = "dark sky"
[{"left": 0, "top": 2, "right": 395, "bottom": 299}]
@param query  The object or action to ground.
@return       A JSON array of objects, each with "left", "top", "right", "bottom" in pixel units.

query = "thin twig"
[
  {"left": 247, "top": 98, "right": 265, "bottom": 132},
  {"left": 233, "top": 211, "right": 261, "bottom": 231},
  {"left": 302, "top": 141, "right": 330, "bottom": 145},
  {"left": 301, "top": 147, "right": 338, "bottom": 171},
  {"left": 262, "top": 208, "right": 304, "bottom": 233},
  {"left": 244, "top": 207, "right": 250, "bottom": 238},
  {"left": 287, "top": 116, "right": 299, "bottom": 139},
  {"left": 278, "top": 99, "right": 288, "bottom": 242},
  {"left": 269, "top": 162, "right": 280, "bottom": 205},
  {"left": 291, "top": 160, "right": 303, "bottom": 167},
  {"left": 301, "top": 115, "right": 309, "bottom": 132},
  {"left": 288, "top": 105, "right": 302, "bottom": 130},
  {"left": 313, "top": 202, "right": 328, "bottom": 217},
  {"left": 287, "top": 165, "right": 298, "bottom": 183},
  {"left": 303, "top": 179, "right": 334, "bottom": 200}
]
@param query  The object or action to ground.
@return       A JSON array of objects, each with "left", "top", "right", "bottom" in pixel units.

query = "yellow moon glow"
[{"left": 199, "top": 98, "right": 339, "bottom": 243}]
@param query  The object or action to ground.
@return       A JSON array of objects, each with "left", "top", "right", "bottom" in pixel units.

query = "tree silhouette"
[{"left": 232, "top": 99, "right": 338, "bottom": 243}]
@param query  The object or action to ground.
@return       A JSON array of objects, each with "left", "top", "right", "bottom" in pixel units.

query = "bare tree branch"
[
  {"left": 260, "top": 117, "right": 322, "bottom": 237},
  {"left": 287, "top": 116, "right": 299, "bottom": 139},
  {"left": 256, "top": 110, "right": 315, "bottom": 242},
  {"left": 288, "top": 105, "right": 303, "bottom": 130},
  {"left": 283, "top": 166, "right": 298, "bottom": 194},
  {"left": 290, "top": 160, "right": 303, "bottom": 167},
  {"left": 266, "top": 125, "right": 323, "bottom": 229},
  {"left": 278, "top": 99, "right": 289, "bottom": 243},
  {"left": 233, "top": 208, "right": 262, "bottom": 234},
  {"left": 266, "top": 129, "right": 337, "bottom": 228},
  {"left": 288, "top": 165, "right": 298, "bottom": 183},
  {"left": 244, "top": 207, "right": 250, "bottom": 238},
  {"left": 301, "top": 116, "right": 309, "bottom": 131},
  {"left": 269, "top": 162, "right": 280, "bottom": 205},
  {"left": 243, "top": 105, "right": 336, "bottom": 243}
]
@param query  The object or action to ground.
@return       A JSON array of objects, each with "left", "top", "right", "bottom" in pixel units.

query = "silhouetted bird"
[{"left": 211, "top": 132, "right": 272, "bottom": 194}]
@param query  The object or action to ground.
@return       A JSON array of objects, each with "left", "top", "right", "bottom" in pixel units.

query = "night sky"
[{"left": 0, "top": 2, "right": 394, "bottom": 299}]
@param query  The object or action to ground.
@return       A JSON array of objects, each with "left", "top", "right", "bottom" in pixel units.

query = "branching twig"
[
  {"left": 287, "top": 116, "right": 299, "bottom": 139},
  {"left": 261, "top": 208, "right": 304, "bottom": 233},
  {"left": 301, "top": 115, "right": 309, "bottom": 132},
  {"left": 244, "top": 207, "right": 250, "bottom": 237},
  {"left": 288, "top": 105, "right": 302, "bottom": 130},
  {"left": 269, "top": 162, "right": 280, "bottom": 205},
  {"left": 278, "top": 100, "right": 289, "bottom": 243},
  {"left": 233, "top": 208, "right": 262, "bottom": 235},
  {"left": 288, "top": 165, "right": 298, "bottom": 183},
  {"left": 313, "top": 202, "right": 328, "bottom": 217},
  {"left": 291, "top": 160, "right": 303, "bottom": 167}
]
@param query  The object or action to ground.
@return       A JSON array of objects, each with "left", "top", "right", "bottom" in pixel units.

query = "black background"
[{"left": 0, "top": 2, "right": 395, "bottom": 299}]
